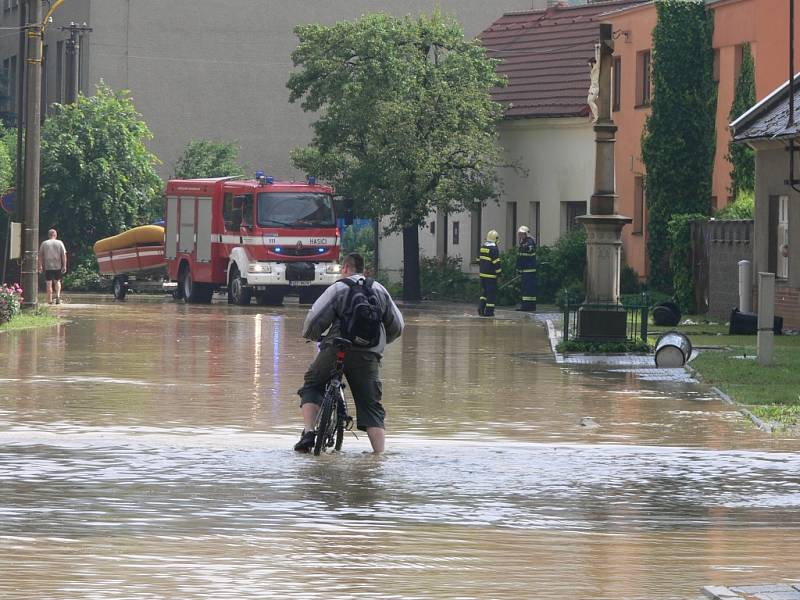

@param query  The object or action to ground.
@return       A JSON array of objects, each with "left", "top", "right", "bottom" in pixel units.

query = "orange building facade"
[{"left": 606, "top": 0, "right": 800, "bottom": 278}]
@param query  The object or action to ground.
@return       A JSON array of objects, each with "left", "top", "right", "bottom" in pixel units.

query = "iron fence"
[{"left": 561, "top": 291, "right": 650, "bottom": 343}]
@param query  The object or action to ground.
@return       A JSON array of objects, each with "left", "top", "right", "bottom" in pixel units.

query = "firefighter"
[
  {"left": 516, "top": 226, "right": 537, "bottom": 312},
  {"left": 478, "top": 230, "right": 502, "bottom": 317}
]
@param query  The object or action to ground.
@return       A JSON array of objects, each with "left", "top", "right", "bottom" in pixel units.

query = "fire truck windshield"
[{"left": 257, "top": 192, "right": 335, "bottom": 228}]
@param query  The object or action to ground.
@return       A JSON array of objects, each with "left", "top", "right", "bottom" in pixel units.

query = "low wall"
[{"left": 704, "top": 220, "right": 753, "bottom": 320}]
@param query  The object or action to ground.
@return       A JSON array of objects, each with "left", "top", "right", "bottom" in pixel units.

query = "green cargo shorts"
[{"left": 297, "top": 346, "right": 385, "bottom": 431}]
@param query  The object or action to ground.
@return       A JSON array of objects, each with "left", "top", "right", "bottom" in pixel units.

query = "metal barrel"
[{"left": 654, "top": 331, "right": 692, "bottom": 368}]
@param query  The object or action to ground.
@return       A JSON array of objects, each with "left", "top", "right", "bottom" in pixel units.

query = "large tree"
[
  {"left": 287, "top": 11, "right": 507, "bottom": 301},
  {"left": 173, "top": 139, "right": 245, "bottom": 179},
  {"left": 641, "top": 0, "right": 716, "bottom": 290},
  {"left": 40, "top": 84, "right": 163, "bottom": 262}
]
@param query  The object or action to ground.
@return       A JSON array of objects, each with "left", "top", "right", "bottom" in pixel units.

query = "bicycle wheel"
[
  {"left": 313, "top": 390, "right": 337, "bottom": 456},
  {"left": 334, "top": 389, "right": 345, "bottom": 451}
]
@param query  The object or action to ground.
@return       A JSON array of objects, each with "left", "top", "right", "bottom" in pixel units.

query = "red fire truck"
[{"left": 164, "top": 173, "right": 341, "bottom": 305}]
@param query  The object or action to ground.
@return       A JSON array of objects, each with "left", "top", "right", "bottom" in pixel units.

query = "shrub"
[
  {"left": 714, "top": 190, "right": 754, "bottom": 220},
  {"left": 419, "top": 255, "right": 479, "bottom": 302},
  {"left": 667, "top": 212, "right": 707, "bottom": 313},
  {"left": 538, "top": 227, "right": 587, "bottom": 303},
  {"left": 0, "top": 282, "right": 23, "bottom": 324},
  {"left": 63, "top": 256, "right": 106, "bottom": 292},
  {"left": 556, "top": 339, "right": 650, "bottom": 354},
  {"left": 341, "top": 224, "right": 376, "bottom": 273}
]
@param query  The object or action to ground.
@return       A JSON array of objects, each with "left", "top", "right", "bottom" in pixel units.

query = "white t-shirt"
[{"left": 39, "top": 239, "right": 66, "bottom": 270}]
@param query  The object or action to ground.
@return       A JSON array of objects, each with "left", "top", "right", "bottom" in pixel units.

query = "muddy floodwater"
[{"left": 1, "top": 297, "right": 800, "bottom": 599}]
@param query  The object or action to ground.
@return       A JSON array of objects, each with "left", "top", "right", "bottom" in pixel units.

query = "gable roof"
[
  {"left": 731, "top": 73, "right": 800, "bottom": 142},
  {"left": 479, "top": 0, "right": 648, "bottom": 119}
]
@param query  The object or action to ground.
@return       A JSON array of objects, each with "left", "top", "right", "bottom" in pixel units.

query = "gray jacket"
[{"left": 301, "top": 274, "right": 404, "bottom": 356}]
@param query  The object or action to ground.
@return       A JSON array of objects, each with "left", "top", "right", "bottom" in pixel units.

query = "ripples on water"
[{"left": 1, "top": 299, "right": 800, "bottom": 599}]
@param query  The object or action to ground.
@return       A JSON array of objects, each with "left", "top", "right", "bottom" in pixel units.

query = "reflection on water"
[{"left": 1, "top": 297, "right": 800, "bottom": 599}]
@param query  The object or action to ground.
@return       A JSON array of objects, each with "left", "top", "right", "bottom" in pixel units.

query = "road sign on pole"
[{"left": 0, "top": 188, "right": 14, "bottom": 215}]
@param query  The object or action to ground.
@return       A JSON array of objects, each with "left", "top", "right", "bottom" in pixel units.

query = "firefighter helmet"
[
  {"left": 517, "top": 225, "right": 530, "bottom": 235},
  {"left": 486, "top": 230, "right": 499, "bottom": 243}
]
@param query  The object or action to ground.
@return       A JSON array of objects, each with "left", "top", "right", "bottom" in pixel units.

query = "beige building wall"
[
  {"left": 377, "top": 116, "right": 594, "bottom": 280},
  {"left": 0, "top": 0, "right": 541, "bottom": 179}
]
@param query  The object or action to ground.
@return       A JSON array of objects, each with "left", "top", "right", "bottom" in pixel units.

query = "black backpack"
[{"left": 338, "top": 277, "right": 383, "bottom": 347}]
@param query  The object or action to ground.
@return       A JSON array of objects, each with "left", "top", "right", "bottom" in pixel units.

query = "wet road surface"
[{"left": 1, "top": 296, "right": 800, "bottom": 599}]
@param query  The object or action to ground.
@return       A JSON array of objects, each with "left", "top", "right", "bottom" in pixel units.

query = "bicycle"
[{"left": 313, "top": 337, "right": 355, "bottom": 455}]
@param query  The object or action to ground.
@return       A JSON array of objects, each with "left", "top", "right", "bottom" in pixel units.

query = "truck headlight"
[
  {"left": 248, "top": 263, "right": 271, "bottom": 273},
  {"left": 326, "top": 263, "right": 341, "bottom": 274}
]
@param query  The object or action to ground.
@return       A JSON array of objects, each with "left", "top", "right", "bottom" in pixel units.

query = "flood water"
[{"left": 1, "top": 296, "right": 800, "bottom": 599}]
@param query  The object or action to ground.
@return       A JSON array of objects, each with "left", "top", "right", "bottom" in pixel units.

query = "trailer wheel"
[
  {"left": 228, "top": 266, "right": 252, "bottom": 306},
  {"left": 113, "top": 276, "right": 128, "bottom": 301}
]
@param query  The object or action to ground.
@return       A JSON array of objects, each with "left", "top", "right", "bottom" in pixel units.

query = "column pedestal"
[{"left": 576, "top": 214, "right": 632, "bottom": 341}]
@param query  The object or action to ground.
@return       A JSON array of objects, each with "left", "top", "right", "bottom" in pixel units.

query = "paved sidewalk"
[{"left": 703, "top": 583, "right": 800, "bottom": 600}]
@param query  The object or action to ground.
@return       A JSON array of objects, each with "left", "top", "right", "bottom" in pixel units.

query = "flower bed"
[{"left": 0, "top": 283, "right": 23, "bottom": 324}]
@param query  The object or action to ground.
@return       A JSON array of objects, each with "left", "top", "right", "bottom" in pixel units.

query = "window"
[
  {"left": 712, "top": 49, "right": 720, "bottom": 82},
  {"left": 56, "top": 40, "right": 64, "bottom": 103},
  {"left": 257, "top": 192, "right": 334, "bottom": 227},
  {"left": 612, "top": 56, "right": 621, "bottom": 112},
  {"left": 452, "top": 221, "right": 460, "bottom": 246},
  {"left": 506, "top": 201, "right": 517, "bottom": 247},
  {"left": 470, "top": 204, "right": 482, "bottom": 259},
  {"left": 633, "top": 176, "right": 645, "bottom": 234},
  {"left": 529, "top": 201, "right": 540, "bottom": 243},
  {"left": 563, "top": 201, "right": 586, "bottom": 233},
  {"left": 778, "top": 195, "right": 789, "bottom": 279},
  {"left": 635, "top": 50, "right": 651, "bottom": 107},
  {"left": 222, "top": 192, "right": 238, "bottom": 230},
  {"left": 239, "top": 194, "right": 254, "bottom": 227},
  {"left": 734, "top": 44, "right": 745, "bottom": 83},
  {"left": 7, "top": 55, "right": 16, "bottom": 114},
  {"left": 429, "top": 220, "right": 435, "bottom": 235},
  {"left": 41, "top": 44, "right": 47, "bottom": 119}
]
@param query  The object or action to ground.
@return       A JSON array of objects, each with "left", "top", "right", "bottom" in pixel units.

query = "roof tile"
[{"left": 479, "top": 0, "right": 649, "bottom": 119}]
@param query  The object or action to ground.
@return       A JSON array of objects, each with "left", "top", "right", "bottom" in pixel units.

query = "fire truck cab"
[{"left": 164, "top": 174, "right": 341, "bottom": 305}]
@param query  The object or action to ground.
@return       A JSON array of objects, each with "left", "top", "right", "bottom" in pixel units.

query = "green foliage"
[
  {"left": 620, "top": 264, "right": 643, "bottom": 294},
  {"left": 714, "top": 189, "right": 754, "bottom": 220},
  {"left": 726, "top": 43, "right": 755, "bottom": 197},
  {"left": 40, "top": 84, "right": 163, "bottom": 263},
  {"left": 341, "top": 224, "right": 376, "bottom": 272},
  {"left": 0, "top": 282, "right": 22, "bottom": 324},
  {"left": 287, "top": 11, "right": 508, "bottom": 300},
  {"left": 0, "top": 125, "right": 13, "bottom": 193},
  {"left": 556, "top": 339, "right": 650, "bottom": 354},
  {"left": 173, "top": 139, "right": 245, "bottom": 179},
  {"left": 537, "top": 228, "right": 587, "bottom": 303},
  {"left": 419, "top": 255, "right": 478, "bottom": 301},
  {"left": 62, "top": 256, "right": 106, "bottom": 292},
  {"left": 667, "top": 212, "right": 707, "bottom": 313},
  {"left": 641, "top": 0, "right": 716, "bottom": 291}
]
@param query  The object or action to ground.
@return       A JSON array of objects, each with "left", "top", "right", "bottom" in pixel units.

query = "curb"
[{"left": 683, "top": 365, "right": 774, "bottom": 433}]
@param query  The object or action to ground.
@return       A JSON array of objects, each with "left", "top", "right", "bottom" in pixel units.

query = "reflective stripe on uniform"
[
  {"left": 521, "top": 268, "right": 537, "bottom": 273},
  {"left": 479, "top": 273, "right": 497, "bottom": 279},
  {"left": 522, "top": 296, "right": 537, "bottom": 301}
]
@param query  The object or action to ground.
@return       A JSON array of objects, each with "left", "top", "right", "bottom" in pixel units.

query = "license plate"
[{"left": 289, "top": 281, "right": 312, "bottom": 287}]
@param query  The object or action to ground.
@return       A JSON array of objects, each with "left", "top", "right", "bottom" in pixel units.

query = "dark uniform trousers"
[
  {"left": 517, "top": 236, "right": 537, "bottom": 311},
  {"left": 478, "top": 242, "right": 501, "bottom": 317}
]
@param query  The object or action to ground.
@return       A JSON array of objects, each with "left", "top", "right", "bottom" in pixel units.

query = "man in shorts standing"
[
  {"left": 37, "top": 229, "right": 67, "bottom": 304},
  {"left": 295, "top": 252, "right": 404, "bottom": 454}
]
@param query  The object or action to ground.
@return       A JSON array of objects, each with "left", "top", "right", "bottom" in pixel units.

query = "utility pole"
[
  {"left": 59, "top": 22, "right": 92, "bottom": 104},
  {"left": 21, "top": 0, "right": 42, "bottom": 308}
]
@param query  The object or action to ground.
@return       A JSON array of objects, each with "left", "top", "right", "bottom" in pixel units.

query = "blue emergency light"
[
  {"left": 317, "top": 247, "right": 325, "bottom": 253},
  {"left": 255, "top": 170, "right": 264, "bottom": 179},
  {"left": 274, "top": 246, "right": 282, "bottom": 253},
  {"left": 266, "top": 176, "right": 274, "bottom": 184},
  {"left": 307, "top": 176, "right": 316, "bottom": 185}
]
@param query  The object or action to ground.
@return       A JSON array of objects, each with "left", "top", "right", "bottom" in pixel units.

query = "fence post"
[{"left": 640, "top": 292, "right": 649, "bottom": 343}]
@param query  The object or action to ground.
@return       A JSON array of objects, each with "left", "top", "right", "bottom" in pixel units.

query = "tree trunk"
[{"left": 402, "top": 225, "right": 421, "bottom": 302}]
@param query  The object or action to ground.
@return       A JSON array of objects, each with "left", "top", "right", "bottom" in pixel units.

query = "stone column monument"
[{"left": 576, "top": 23, "right": 632, "bottom": 341}]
